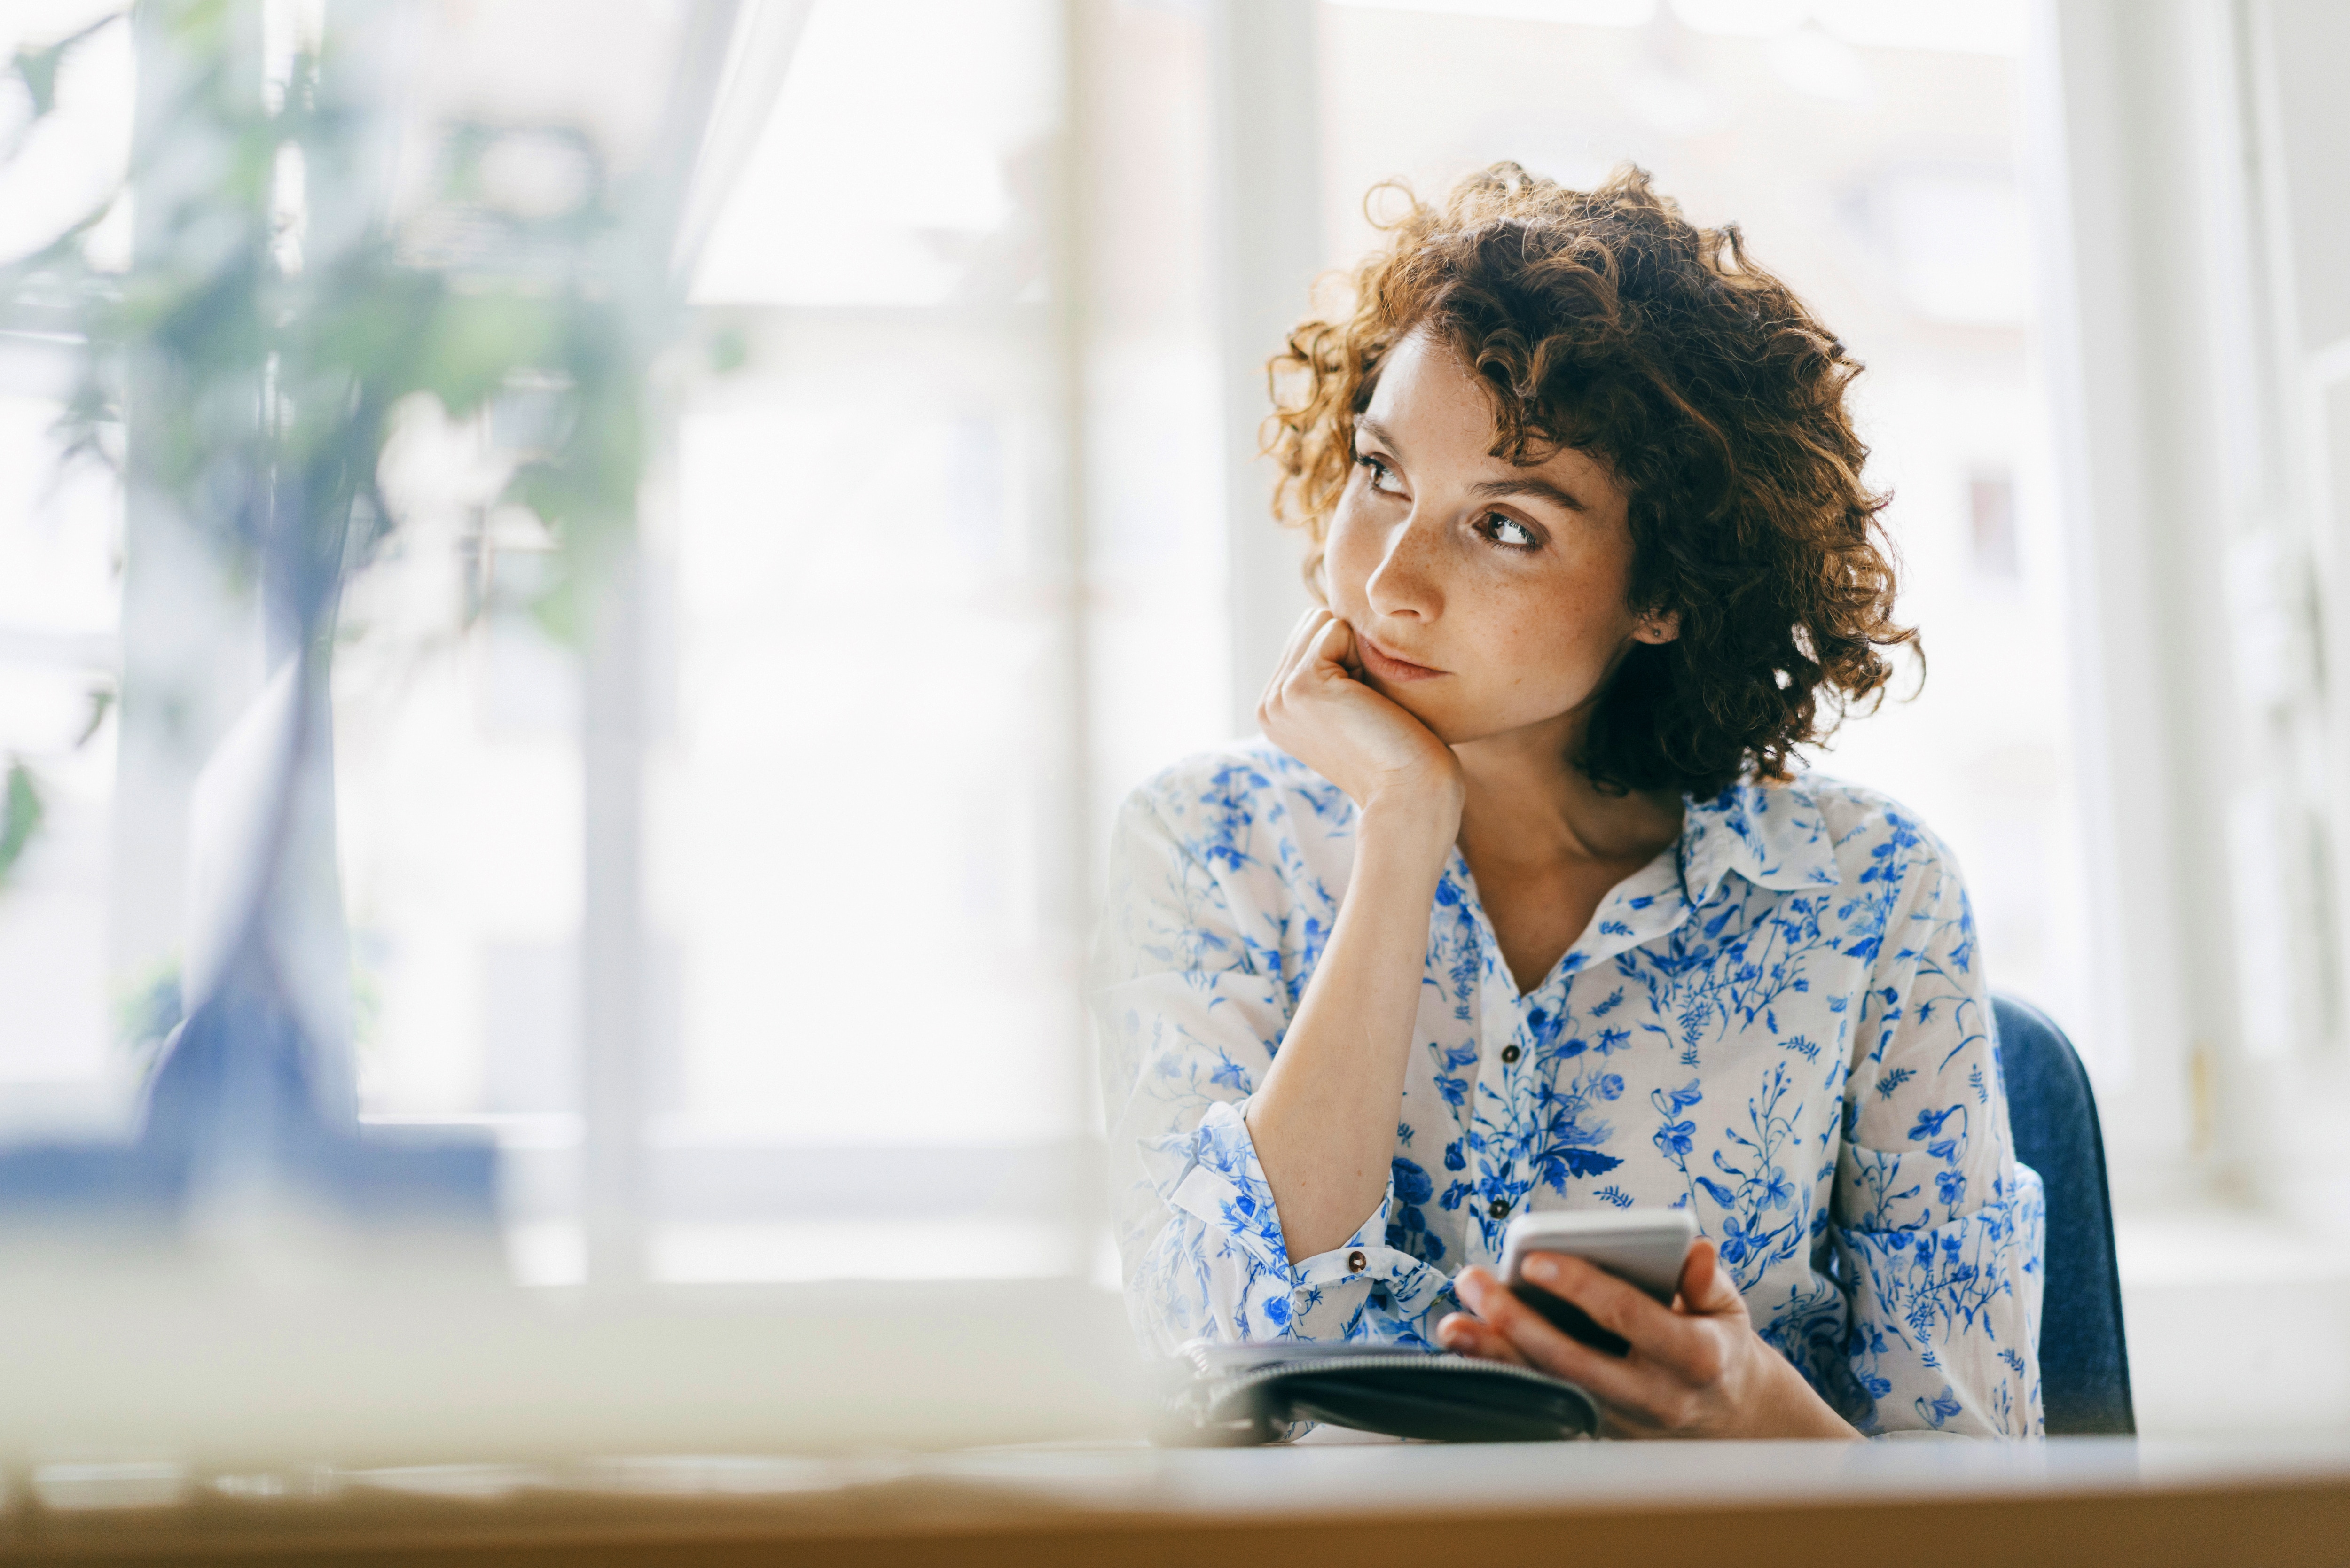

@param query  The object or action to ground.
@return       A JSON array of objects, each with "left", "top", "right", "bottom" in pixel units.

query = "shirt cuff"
[
  {"left": 1148, "top": 1099, "right": 1458, "bottom": 1340},
  {"left": 1836, "top": 1163, "right": 2044, "bottom": 1437},
  {"left": 1147, "top": 1099, "right": 1292, "bottom": 1270}
]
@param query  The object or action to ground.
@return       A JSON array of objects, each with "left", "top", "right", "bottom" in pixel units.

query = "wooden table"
[{"left": 5, "top": 1437, "right": 2348, "bottom": 1566}]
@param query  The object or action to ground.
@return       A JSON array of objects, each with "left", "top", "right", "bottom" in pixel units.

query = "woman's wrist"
[
  {"left": 1756, "top": 1351, "right": 1863, "bottom": 1440},
  {"left": 1356, "top": 777, "right": 1464, "bottom": 865}
]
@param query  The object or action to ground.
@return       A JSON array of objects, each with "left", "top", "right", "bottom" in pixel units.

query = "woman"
[{"left": 1094, "top": 164, "right": 2042, "bottom": 1440}]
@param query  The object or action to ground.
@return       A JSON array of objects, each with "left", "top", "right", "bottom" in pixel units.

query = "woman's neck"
[{"left": 1450, "top": 711, "right": 1683, "bottom": 871}]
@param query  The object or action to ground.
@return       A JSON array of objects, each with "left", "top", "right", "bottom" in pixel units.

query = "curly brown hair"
[{"left": 1267, "top": 162, "right": 1915, "bottom": 797}]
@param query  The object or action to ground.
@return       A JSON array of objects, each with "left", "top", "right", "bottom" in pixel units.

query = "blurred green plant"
[
  {"left": 0, "top": 0, "right": 691, "bottom": 920},
  {"left": 0, "top": 760, "right": 44, "bottom": 888},
  {"left": 0, "top": 685, "right": 110, "bottom": 889},
  {"left": 113, "top": 954, "right": 184, "bottom": 1054},
  {"left": 3, "top": 0, "right": 676, "bottom": 653}
]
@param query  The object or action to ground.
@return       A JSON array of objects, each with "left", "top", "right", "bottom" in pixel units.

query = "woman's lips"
[{"left": 1357, "top": 632, "right": 1448, "bottom": 683}]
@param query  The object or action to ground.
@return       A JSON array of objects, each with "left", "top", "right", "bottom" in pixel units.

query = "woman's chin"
[
  {"left": 1371, "top": 677, "right": 1554, "bottom": 749},
  {"left": 1383, "top": 690, "right": 1473, "bottom": 747},
  {"left": 1416, "top": 701, "right": 1589, "bottom": 753}
]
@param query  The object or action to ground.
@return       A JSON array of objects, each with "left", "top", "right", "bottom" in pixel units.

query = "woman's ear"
[{"left": 1633, "top": 607, "right": 1681, "bottom": 645}]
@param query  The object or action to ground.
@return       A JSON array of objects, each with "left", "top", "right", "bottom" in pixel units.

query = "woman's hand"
[
  {"left": 1435, "top": 1240, "right": 1861, "bottom": 1441},
  {"left": 1257, "top": 608, "right": 1463, "bottom": 834}
]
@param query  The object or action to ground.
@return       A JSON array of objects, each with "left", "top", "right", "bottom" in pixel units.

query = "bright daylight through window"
[
  {"left": 2, "top": 0, "right": 2349, "bottom": 1480},
  {"left": 0, "top": 0, "right": 2111, "bottom": 1285}
]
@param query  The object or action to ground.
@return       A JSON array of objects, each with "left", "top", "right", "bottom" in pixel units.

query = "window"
[
  {"left": 335, "top": 0, "right": 1235, "bottom": 1286},
  {"left": 5, "top": 0, "right": 2325, "bottom": 1316}
]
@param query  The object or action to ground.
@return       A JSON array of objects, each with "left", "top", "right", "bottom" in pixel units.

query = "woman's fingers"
[
  {"left": 1274, "top": 606, "right": 1330, "bottom": 679},
  {"left": 1270, "top": 614, "right": 1361, "bottom": 715},
  {"left": 1525, "top": 1252, "right": 1710, "bottom": 1375},
  {"left": 1259, "top": 608, "right": 1332, "bottom": 716},
  {"left": 1435, "top": 1311, "right": 1530, "bottom": 1366},
  {"left": 1451, "top": 1268, "right": 1649, "bottom": 1409},
  {"left": 1273, "top": 608, "right": 1331, "bottom": 691},
  {"left": 1303, "top": 614, "right": 1356, "bottom": 678},
  {"left": 1325, "top": 615, "right": 1363, "bottom": 677},
  {"left": 1523, "top": 1254, "right": 1681, "bottom": 1346},
  {"left": 1675, "top": 1238, "right": 1740, "bottom": 1317}
]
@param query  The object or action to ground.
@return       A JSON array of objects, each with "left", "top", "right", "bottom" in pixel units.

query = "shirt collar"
[{"left": 1676, "top": 777, "right": 1841, "bottom": 908}]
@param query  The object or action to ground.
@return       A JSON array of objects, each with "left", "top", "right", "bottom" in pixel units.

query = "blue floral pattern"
[{"left": 1092, "top": 741, "right": 2044, "bottom": 1437}]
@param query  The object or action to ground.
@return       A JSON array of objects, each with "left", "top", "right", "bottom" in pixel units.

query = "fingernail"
[{"left": 1525, "top": 1256, "right": 1556, "bottom": 1283}]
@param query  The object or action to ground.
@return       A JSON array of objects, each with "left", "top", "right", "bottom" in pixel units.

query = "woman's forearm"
[{"left": 1244, "top": 798, "right": 1456, "bottom": 1262}]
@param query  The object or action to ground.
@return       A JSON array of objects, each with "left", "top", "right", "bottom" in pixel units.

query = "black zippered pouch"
[{"left": 1155, "top": 1341, "right": 1600, "bottom": 1446}]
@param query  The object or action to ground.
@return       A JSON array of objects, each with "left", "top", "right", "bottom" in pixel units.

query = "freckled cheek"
[{"left": 1480, "top": 591, "right": 1622, "bottom": 698}]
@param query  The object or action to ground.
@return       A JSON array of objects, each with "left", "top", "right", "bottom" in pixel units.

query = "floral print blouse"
[{"left": 1092, "top": 741, "right": 2044, "bottom": 1438}]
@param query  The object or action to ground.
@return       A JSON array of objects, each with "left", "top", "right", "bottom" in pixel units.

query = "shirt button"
[
  {"left": 1488, "top": 1198, "right": 1510, "bottom": 1219},
  {"left": 1500, "top": 1044, "right": 1521, "bottom": 1064},
  {"left": 1346, "top": 1250, "right": 1367, "bottom": 1273}
]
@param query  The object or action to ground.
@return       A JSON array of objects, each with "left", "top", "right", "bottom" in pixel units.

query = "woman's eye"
[
  {"left": 1355, "top": 453, "right": 1401, "bottom": 494},
  {"left": 1484, "top": 514, "right": 1537, "bottom": 549}
]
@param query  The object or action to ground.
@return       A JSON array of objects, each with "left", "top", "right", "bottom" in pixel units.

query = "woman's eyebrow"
[
  {"left": 1353, "top": 414, "right": 1402, "bottom": 453},
  {"left": 1471, "top": 475, "right": 1585, "bottom": 513}
]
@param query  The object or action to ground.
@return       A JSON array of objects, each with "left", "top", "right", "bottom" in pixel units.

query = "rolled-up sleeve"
[
  {"left": 1091, "top": 783, "right": 1455, "bottom": 1353},
  {"left": 1833, "top": 823, "right": 2045, "bottom": 1437}
]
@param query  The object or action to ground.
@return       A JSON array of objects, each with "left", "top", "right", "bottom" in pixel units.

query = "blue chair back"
[{"left": 1992, "top": 993, "right": 2135, "bottom": 1435}]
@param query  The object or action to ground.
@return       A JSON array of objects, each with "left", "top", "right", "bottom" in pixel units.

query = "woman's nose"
[{"left": 1364, "top": 516, "right": 1444, "bottom": 622}]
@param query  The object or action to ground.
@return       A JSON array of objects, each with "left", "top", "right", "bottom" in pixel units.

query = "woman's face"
[{"left": 1323, "top": 327, "right": 1674, "bottom": 748}]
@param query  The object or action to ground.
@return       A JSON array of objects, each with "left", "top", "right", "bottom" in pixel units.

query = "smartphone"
[{"left": 1498, "top": 1209, "right": 1699, "bottom": 1357}]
